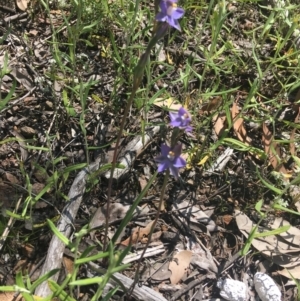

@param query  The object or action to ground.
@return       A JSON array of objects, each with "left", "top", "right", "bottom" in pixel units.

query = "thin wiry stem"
[
  {"left": 103, "top": 23, "right": 169, "bottom": 251},
  {"left": 127, "top": 169, "right": 170, "bottom": 297},
  {"left": 103, "top": 85, "right": 139, "bottom": 252}
]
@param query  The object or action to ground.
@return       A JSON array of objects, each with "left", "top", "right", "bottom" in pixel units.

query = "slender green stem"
[
  {"left": 103, "top": 24, "right": 169, "bottom": 251},
  {"left": 103, "top": 51, "right": 148, "bottom": 250},
  {"left": 103, "top": 89, "right": 137, "bottom": 252}
]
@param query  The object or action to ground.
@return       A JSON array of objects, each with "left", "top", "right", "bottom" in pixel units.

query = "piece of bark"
[
  {"left": 104, "top": 126, "right": 159, "bottom": 179},
  {"left": 203, "top": 147, "right": 234, "bottom": 175},
  {"left": 88, "top": 261, "right": 168, "bottom": 301},
  {"left": 34, "top": 158, "right": 103, "bottom": 297},
  {"left": 35, "top": 126, "right": 160, "bottom": 297}
]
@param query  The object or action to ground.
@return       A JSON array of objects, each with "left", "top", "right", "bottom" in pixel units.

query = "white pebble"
[
  {"left": 254, "top": 272, "right": 281, "bottom": 301},
  {"left": 217, "top": 278, "right": 247, "bottom": 301}
]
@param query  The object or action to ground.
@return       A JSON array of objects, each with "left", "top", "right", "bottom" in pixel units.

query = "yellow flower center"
[
  {"left": 168, "top": 151, "right": 175, "bottom": 160},
  {"left": 167, "top": 2, "right": 177, "bottom": 16}
]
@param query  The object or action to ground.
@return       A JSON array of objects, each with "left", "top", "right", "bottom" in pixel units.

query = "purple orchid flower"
[
  {"left": 155, "top": 0, "right": 185, "bottom": 31},
  {"left": 169, "top": 107, "right": 193, "bottom": 132},
  {"left": 155, "top": 143, "right": 186, "bottom": 179}
]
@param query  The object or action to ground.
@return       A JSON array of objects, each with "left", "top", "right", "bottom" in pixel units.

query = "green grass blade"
[{"left": 253, "top": 225, "right": 290, "bottom": 238}]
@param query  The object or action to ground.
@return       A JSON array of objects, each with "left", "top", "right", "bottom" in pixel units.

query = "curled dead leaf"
[
  {"left": 154, "top": 98, "right": 182, "bottom": 111},
  {"left": 290, "top": 106, "right": 300, "bottom": 156},
  {"left": 199, "top": 96, "right": 222, "bottom": 115},
  {"left": 231, "top": 102, "right": 252, "bottom": 145},
  {"left": 278, "top": 266, "right": 300, "bottom": 279},
  {"left": 222, "top": 214, "right": 233, "bottom": 225},
  {"left": 235, "top": 210, "right": 300, "bottom": 270},
  {"left": 213, "top": 112, "right": 227, "bottom": 137},
  {"left": 16, "top": 0, "right": 30, "bottom": 11},
  {"left": 169, "top": 250, "right": 192, "bottom": 284},
  {"left": 121, "top": 220, "right": 155, "bottom": 246},
  {"left": 262, "top": 122, "right": 287, "bottom": 174}
]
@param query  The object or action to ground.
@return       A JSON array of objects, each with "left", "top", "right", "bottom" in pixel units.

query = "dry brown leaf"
[
  {"left": 222, "top": 215, "right": 233, "bottom": 225},
  {"left": 0, "top": 293, "right": 22, "bottom": 301},
  {"left": 213, "top": 113, "right": 227, "bottom": 137},
  {"left": 9, "top": 68, "right": 34, "bottom": 91},
  {"left": 145, "top": 261, "right": 172, "bottom": 281},
  {"left": 4, "top": 172, "right": 19, "bottom": 184},
  {"left": 16, "top": 0, "right": 29, "bottom": 11},
  {"left": 50, "top": 10, "right": 62, "bottom": 14},
  {"left": 63, "top": 255, "right": 74, "bottom": 274},
  {"left": 90, "top": 203, "right": 148, "bottom": 232},
  {"left": 235, "top": 210, "right": 300, "bottom": 269},
  {"left": 262, "top": 122, "right": 287, "bottom": 174},
  {"left": 21, "top": 243, "right": 35, "bottom": 258},
  {"left": 139, "top": 175, "right": 148, "bottom": 191},
  {"left": 0, "top": 292, "right": 58, "bottom": 301},
  {"left": 295, "top": 201, "right": 300, "bottom": 213},
  {"left": 28, "top": 29, "right": 39, "bottom": 36},
  {"left": 290, "top": 128, "right": 296, "bottom": 156},
  {"left": 278, "top": 266, "right": 300, "bottom": 279},
  {"left": 295, "top": 89, "right": 300, "bottom": 103},
  {"left": 169, "top": 250, "right": 192, "bottom": 285},
  {"left": 290, "top": 106, "right": 300, "bottom": 156},
  {"left": 121, "top": 220, "right": 155, "bottom": 246},
  {"left": 13, "top": 259, "right": 28, "bottom": 273},
  {"left": 199, "top": 96, "right": 222, "bottom": 115},
  {"left": 154, "top": 98, "right": 182, "bottom": 111},
  {"left": 231, "top": 102, "right": 252, "bottom": 145},
  {"left": 191, "top": 253, "right": 218, "bottom": 273}
]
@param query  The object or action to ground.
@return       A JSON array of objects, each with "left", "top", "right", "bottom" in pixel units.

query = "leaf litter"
[
  {"left": 1, "top": 0, "right": 300, "bottom": 300},
  {"left": 235, "top": 210, "right": 300, "bottom": 278},
  {"left": 169, "top": 250, "right": 193, "bottom": 285}
]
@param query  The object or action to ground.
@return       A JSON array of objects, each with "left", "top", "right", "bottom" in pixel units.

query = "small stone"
[
  {"left": 254, "top": 272, "right": 281, "bottom": 301},
  {"left": 217, "top": 278, "right": 247, "bottom": 301},
  {"left": 0, "top": 144, "right": 10, "bottom": 157},
  {"left": 4, "top": 172, "right": 19, "bottom": 184},
  {"left": 20, "top": 126, "right": 36, "bottom": 137},
  {"left": 45, "top": 101, "right": 53, "bottom": 109},
  {"left": 31, "top": 182, "right": 46, "bottom": 195}
]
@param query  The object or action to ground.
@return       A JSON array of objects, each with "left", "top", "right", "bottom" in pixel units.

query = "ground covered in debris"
[{"left": 1, "top": 0, "right": 300, "bottom": 300}]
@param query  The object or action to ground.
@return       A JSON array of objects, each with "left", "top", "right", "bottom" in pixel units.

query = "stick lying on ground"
[{"left": 34, "top": 126, "right": 160, "bottom": 298}]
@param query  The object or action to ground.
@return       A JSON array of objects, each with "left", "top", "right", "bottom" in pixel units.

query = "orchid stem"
[
  {"left": 103, "top": 24, "right": 169, "bottom": 251},
  {"left": 128, "top": 169, "right": 170, "bottom": 297},
  {"left": 103, "top": 85, "right": 139, "bottom": 252}
]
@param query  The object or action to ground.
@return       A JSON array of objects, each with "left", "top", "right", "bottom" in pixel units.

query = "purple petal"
[
  {"left": 170, "top": 120, "right": 182, "bottom": 127},
  {"left": 172, "top": 144, "right": 182, "bottom": 157},
  {"left": 172, "top": 7, "right": 185, "bottom": 19},
  {"left": 169, "top": 165, "right": 179, "bottom": 179},
  {"left": 173, "top": 156, "right": 186, "bottom": 168},
  {"left": 160, "top": 144, "right": 171, "bottom": 157},
  {"left": 167, "top": 16, "right": 175, "bottom": 27},
  {"left": 169, "top": 18, "right": 181, "bottom": 31},
  {"left": 185, "top": 125, "right": 193, "bottom": 132},
  {"left": 155, "top": 155, "right": 165, "bottom": 163},
  {"left": 185, "top": 116, "right": 192, "bottom": 123},
  {"left": 169, "top": 111, "right": 178, "bottom": 122},
  {"left": 158, "top": 162, "right": 168, "bottom": 173},
  {"left": 181, "top": 119, "right": 191, "bottom": 127},
  {"left": 178, "top": 107, "right": 187, "bottom": 116},
  {"left": 159, "top": 0, "right": 168, "bottom": 13},
  {"left": 156, "top": 12, "right": 168, "bottom": 22}
]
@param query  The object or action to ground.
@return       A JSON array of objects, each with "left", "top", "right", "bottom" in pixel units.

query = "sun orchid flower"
[
  {"left": 169, "top": 107, "right": 192, "bottom": 132},
  {"left": 155, "top": 143, "right": 186, "bottom": 179},
  {"left": 155, "top": 0, "right": 185, "bottom": 31}
]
